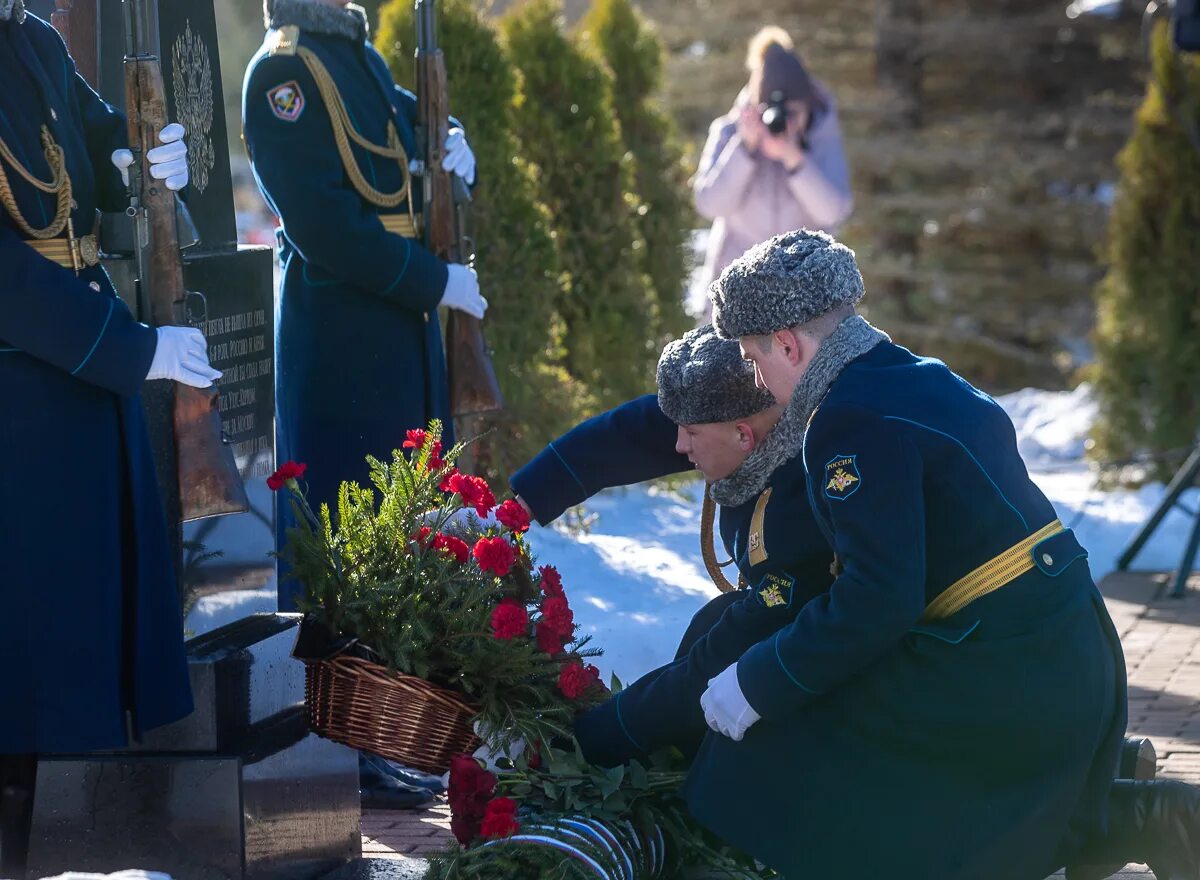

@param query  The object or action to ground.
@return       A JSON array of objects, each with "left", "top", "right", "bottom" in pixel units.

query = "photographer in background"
[{"left": 692, "top": 27, "right": 853, "bottom": 315}]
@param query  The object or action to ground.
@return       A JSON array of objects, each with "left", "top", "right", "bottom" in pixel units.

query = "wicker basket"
[{"left": 304, "top": 654, "right": 482, "bottom": 774}]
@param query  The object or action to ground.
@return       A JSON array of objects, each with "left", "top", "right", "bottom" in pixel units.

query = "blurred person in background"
[{"left": 692, "top": 26, "right": 853, "bottom": 316}]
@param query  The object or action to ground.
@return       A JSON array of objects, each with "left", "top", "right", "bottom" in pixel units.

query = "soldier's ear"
[
  {"left": 736, "top": 422, "right": 756, "bottom": 452},
  {"left": 774, "top": 328, "right": 802, "bottom": 363}
]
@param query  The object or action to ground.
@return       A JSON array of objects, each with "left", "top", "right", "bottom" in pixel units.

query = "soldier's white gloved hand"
[
  {"left": 701, "top": 662, "right": 761, "bottom": 742},
  {"left": 439, "top": 263, "right": 488, "bottom": 319},
  {"left": 146, "top": 326, "right": 221, "bottom": 388},
  {"left": 441, "top": 128, "right": 476, "bottom": 185},
  {"left": 111, "top": 124, "right": 189, "bottom": 190}
]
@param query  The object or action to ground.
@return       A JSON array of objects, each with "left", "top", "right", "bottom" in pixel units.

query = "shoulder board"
[{"left": 267, "top": 25, "right": 300, "bottom": 57}]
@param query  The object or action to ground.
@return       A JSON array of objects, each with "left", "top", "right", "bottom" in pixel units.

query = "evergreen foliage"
[
  {"left": 1089, "top": 22, "right": 1200, "bottom": 478},
  {"left": 580, "top": 0, "right": 695, "bottom": 350},
  {"left": 377, "top": 0, "right": 591, "bottom": 478},
  {"left": 501, "top": 0, "right": 660, "bottom": 407}
]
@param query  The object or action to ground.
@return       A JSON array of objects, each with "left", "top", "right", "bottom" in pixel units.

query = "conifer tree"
[
  {"left": 1089, "top": 22, "right": 1200, "bottom": 478},
  {"left": 377, "top": 0, "right": 590, "bottom": 476},
  {"left": 580, "top": 0, "right": 694, "bottom": 346}
]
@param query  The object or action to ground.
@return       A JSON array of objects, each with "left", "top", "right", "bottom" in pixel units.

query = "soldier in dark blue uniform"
[
  {"left": 512, "top": 323, "right": 840, "bottom": 762},
  {"left": 0, "top": 5, "right": 209, "bottom": 875},
  {"left": 242, "top": 0, "right": 483, "bottom": 810},
  {"left": 674, "top": 228, "right": 1200, "bottom": 879}
]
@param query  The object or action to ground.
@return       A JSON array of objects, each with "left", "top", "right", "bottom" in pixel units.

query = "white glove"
[
  {"left": 441, "top": 128, "right": 476, "bottom": 186},
  {"left": 146, "top": 326, "right": 221, "bottom": 388},
  {"left": 439, "top": 263, "right": 488, "bottom": 319},
  {"left": 700, "top": 662, "right": 761, "bottom": 742},
  {"left": 111, "top": 123, "right": 189, "bottom": 191}
]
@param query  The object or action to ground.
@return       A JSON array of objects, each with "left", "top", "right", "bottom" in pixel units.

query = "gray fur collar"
[
  {"left": 265, "top": 0, "right": 368, "bottom": 41},
  {"left": 710, "top": 315, "right": 889, "bottom": 507},
  {"left": 0, "top": 0, "right": 26, "bottom": 22}
]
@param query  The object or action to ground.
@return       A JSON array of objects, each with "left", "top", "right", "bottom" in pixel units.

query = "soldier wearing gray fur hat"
[{"left": 684, "top": 227, "right": 1200, "bottom": 879}]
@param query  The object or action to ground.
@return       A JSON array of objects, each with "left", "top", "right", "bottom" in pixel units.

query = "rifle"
[
  {"left": 122, "top": 0, "right": 249, "bottom": 522},
  {"left": 414, "top": 0, "right": 505, "bottom": 418}
]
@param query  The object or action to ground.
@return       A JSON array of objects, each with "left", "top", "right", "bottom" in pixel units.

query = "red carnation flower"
[
  {"left": 538, "top": 565, "right": 564, "bottom": 598},
  {"left": 490, "top": 599, "right": 529, "bottom": 640},
  {"left": 402, "top": 429, "right": 429, "bottom": 450},
  {"left": 447, "top": 755, "right": 497, "bottom": 845},
  {"left": 539, "top": 595, "right": 574, "bottom": 640},
  {"left": 447, "top": 473, "right": 496, "bottom": 517},
  {"left": 495, "top": 499, "right": 532, "bottom": 534},
  {"left": 474, "top": 536, "right": 518, "bottom": 578},
  {"left": 535, "top": 623, "right": 566, "bottom": 657},
  {"left": 557, "top": 661, "right": 600, "bottom": 699},
  {"left": 526, "top": 741, "right": 543, "bottom": 770},
  {"left": 438, "top": 466, "right": 460, "bottom": 493},
  {"left": 413, "top": 525, "right": 433, "bottom": 548},
  {"left": 433, "top": 532, "right": 470, "bottom": 563},
  {"left": 266, "top": 461, "right": 307, "bottom": 491},
  {"left": 480, "top": 797, "right": 520, "bottom": 839}
]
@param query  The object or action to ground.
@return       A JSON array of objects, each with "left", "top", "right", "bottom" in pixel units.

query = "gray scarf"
[
  {"left": 265, "top": 0, "right": 368, "bottom": 41},
  {"left": 710, "top": 315, "right": 889, "bottom": 507},
  {"left": 0, "top": 0, "right": 26, "bottom": 22}
]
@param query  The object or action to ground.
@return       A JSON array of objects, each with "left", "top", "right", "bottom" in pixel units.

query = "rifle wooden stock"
[
  {"left": 124, "top": 56, "right": 249, "bottom": 522},
  {"left": 415, "top": 0, "right": 504, "bottom": 418}
]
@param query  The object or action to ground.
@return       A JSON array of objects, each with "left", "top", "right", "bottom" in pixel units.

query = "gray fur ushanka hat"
[
  {"left": 657, "top": 324, "right": 776, "bottom": 426},
  {"left": 711, "top": 229, "right": 865, "bottom": 339}
]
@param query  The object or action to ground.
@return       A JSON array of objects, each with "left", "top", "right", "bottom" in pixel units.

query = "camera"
[{"left": 761, "top": 90, "right": 789, "bottom": 136}]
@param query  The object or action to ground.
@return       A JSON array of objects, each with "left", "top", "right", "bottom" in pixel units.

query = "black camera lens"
[{"left": 761, "top": 104, "right": 788, "bottom": 135}]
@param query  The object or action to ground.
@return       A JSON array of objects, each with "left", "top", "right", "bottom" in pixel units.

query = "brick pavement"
[{"left": 361, "top": 570, "right": 1200, "bottom": 879}]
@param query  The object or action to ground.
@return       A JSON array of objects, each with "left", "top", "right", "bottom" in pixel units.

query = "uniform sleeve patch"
[
  {"left": 267, "top": 81, "right": 305, "bottom": 122},
  {"left": 756, "top": 572, "right": 795, "bottom": 609},
  {"left": 824, "top": 454, "right": 861, "bottom": 500}
]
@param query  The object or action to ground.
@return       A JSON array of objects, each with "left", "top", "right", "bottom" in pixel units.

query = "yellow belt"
[
  {"left": 922, "top": 519, "right": 1065, "bottom": 621},
  {"left": 26, "top": 233, "right": 99, "bottom": 273},
  {"left": 380, "top": 213, "right": 419, "bottom": 239}
]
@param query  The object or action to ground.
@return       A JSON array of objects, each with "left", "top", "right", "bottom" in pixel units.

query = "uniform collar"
[
  {"left": 265, "top": 0, "right": 368, "bottom": 42},
  {"left": 0, "top": 0, "right": 26, "bottom": 22},
  {"left": 709, "top": 315, "right": 889, "bottom": 507}
]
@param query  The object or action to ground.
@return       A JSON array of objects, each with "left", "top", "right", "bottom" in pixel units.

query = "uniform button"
[
  {"left": 89, "top": 281, "right": 101, "bottom": 291},
  {"left": 1042, "top": 553, "right": 1054, "bottom": 566},
  {"left": 50, "top": 108, "right": 58, "bottom": 121},
  {"left": 71, "top": 199, "right": 78, "bottom": 210}
]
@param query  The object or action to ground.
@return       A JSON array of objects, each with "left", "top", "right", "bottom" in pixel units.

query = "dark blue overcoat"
[
  {"left": 676, "top": 343, "right": 1127, "bottom": 879},
  {"left": 0, "top": 14, "right": 192, "bottom": 753},
  {"left": 510, "top": 394, "right": 835, "bottom": 761},
  {"left": 242, "top": 25, "right": 453, "bottom": 606}
]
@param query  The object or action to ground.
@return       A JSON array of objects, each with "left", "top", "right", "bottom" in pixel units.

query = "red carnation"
[
  {"left": 480, "top": 797, "right": 520, "bottom": 839},
  {"left": 474, "top": 536, "right": 518, "bottom": 578},
  {"left": 526, "top": 741, "right": 543, "bottom": 770},
  {"left": 495, "top": 499, "right": 532, "bottom": 534},
  {"left": 539, "top": 595, "right": 574, "bottom": 640},
  {"left": 535, "top": 623, "right": 566, "bottom": 657},
  {"left": 414, "top": 525, "right": 433, "bottom": 548},
  {"left": 447, "top": 473, "right": 496, "bottom": 517},
  {"left": 401, "top": 428, "right": 429, "bottom": 450},
  {"left": 438, "top": 467, "right": 460, "bottom": 492},
  {"left": 557, "top": 661, "right": 601, "bottom": 699},
  {"left": 538, "top": 565, "right": 564, "bottom": 598},
  {"left": 490, "top": 599, "right": 529, "bottom": 640},
  {"left": 447, "top": 755, "right": 497, "bottom": 845},
  {"left": 267, "top": 461, "right": 307, "bottom": 491},
  {"left": 432, "top": 533, "right": 470, "bottom": 563}
]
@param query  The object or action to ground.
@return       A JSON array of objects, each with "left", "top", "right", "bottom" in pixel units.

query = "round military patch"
[
  {"left": 266, "top": 80, "right": 305, "bottom": 122},
  {"left": 824, "top": 453, "right": 861, "bottom": 500}
]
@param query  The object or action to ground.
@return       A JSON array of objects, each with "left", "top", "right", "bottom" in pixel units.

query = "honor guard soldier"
[
  {"left": 1, "top": 5, "right": 213, "bottom": 876},
  {"left": 661, "top": 228, "right": 1197, "bottom": 880},
  {"left": 242, "top": 0, "right": 483, "bottom": 810}
]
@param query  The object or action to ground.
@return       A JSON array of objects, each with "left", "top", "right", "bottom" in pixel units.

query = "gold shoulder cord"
[
  {"left": 701, "top": 491, "right": 743, "bottom": 594},
  {"left": 295, "top": 45, "right": 418, "bottom": 231},
  {"left": 0, "top": 125, "right": 73, "bottom": 239}
]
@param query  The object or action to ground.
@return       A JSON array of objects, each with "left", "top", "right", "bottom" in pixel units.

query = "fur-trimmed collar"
[
  {"left": 0, "top": 0, "right": 26, "bottom": 22},
  {"left": 710, "top": 315, "right": 889, "bottom": 507},
  {"left": 265, "top": 0, "right": 368, "bottom": 41}
]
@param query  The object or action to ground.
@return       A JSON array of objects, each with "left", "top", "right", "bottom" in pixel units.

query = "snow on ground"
[{"left": 534, "top": 383, "right": 1200, "bottom": 684}]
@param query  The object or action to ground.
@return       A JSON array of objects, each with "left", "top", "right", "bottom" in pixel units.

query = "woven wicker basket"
[{"left": 304, "top": 654, "right": 482, "bottom": 774}]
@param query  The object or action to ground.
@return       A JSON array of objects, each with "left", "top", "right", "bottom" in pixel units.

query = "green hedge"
[{"left": 1089, "top": 22, "right": 1200, "bottom": 479}]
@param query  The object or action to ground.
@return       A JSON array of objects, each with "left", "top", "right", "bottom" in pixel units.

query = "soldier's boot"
[
  {"left": 1067, "top": 737, "right": 1157, "bottom": 880},
  {"left": 1067, "top": 779, "right": 1200, "bottom": 880},
  {"left": 0, "top": 755, "right": 37, "bottom": 880}
]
